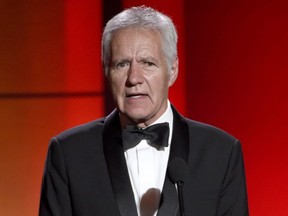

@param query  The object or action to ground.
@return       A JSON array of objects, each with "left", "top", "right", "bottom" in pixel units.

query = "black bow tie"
[{"left": 122, "top": 122, "right": 170, "bottom": 150}]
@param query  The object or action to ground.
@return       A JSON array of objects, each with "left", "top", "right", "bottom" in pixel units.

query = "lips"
[{"left": 126, "top": 93, "right": 148, "bottom": 98}]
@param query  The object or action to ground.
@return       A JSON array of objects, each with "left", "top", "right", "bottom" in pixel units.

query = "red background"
[{"left": 1, "top": 0, "right": 288, "bottom": 215}]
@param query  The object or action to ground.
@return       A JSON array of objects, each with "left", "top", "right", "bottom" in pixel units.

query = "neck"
[
  {"left": 119, "top": 101, "right": 170, "bottom": 129},
  {"left": 119, "top": 114, "right": 151, "bottom": 129}
]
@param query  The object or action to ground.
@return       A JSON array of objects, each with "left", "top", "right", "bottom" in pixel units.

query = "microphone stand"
[
  {"left": 167, "top": 157, "right": 188, "bottom": 216},
  {"left": 176, "top": 181, "right": 185, "bottom": 216}
]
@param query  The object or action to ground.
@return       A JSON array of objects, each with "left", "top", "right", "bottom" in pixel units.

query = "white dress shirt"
[{"left": 124, "top": 101, "right": 173, "bottom": 216}]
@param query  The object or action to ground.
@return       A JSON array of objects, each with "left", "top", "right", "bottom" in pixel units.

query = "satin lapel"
[
  {"left": 157, "top": 106, "right": 190, "bottom": 216},
  {"left": 103, "top": 110, "right": 138, "bottom": 216}
]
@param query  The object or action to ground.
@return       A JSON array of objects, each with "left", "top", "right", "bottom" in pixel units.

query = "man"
[{"left": 39, "top": 6, "right": 249, "bottom": 216}]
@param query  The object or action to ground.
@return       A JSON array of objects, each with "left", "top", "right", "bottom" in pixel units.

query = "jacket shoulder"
[
  {"left": 55, "top": 117, "right": 106, "bottom": 144},
  {"left": 184, "top": 118, "right": 239, "bottom": 148}
]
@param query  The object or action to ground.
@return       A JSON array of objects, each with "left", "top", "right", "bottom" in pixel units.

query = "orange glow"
[{"left": 0, "top": 1, "right": 104, "bottom": 216}]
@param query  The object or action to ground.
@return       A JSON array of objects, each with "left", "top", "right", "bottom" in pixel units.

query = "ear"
[{"left": 168, "top": 57, "right": 179, "bottom": 87}]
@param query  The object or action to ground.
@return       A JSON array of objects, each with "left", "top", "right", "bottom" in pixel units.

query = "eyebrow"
[
  {"left": 110, "top": 58, "right": 130, "bottom": 66},
  {"left": 138, "top": 56, "right": 159, "bottom": 65}
]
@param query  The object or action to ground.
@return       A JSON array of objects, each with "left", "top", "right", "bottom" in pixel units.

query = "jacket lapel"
[
  {"left": 157, "top": 106, "right": 190, "bottom": 216},
  {"left": 103, "top": 106, "right": 190, "bottom": 216},
  {"left": 103, "top": 110, "right": 138, "bottom": 216}
]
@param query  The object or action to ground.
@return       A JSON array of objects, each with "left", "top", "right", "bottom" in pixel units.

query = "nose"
[{"left": 126, "top": 61, "right": 144, "bottom": 86}]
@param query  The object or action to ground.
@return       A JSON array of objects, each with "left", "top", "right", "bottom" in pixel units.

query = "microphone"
[{"left": 168, "top": 157, "right": 188, "bottom": 216}]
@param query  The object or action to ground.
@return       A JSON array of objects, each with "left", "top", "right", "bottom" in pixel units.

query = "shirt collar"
[{"left": 149, "top": 100, "right": 173, "bottom": 145}]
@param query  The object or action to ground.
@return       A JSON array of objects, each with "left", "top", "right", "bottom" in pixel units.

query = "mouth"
[{"left": 126, "top": 93, "right": 148, "bottom": 99}]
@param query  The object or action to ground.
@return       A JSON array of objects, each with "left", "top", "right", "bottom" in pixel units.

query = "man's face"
[{"left": 107, "top": 28, "right": 178, "bottom": 127}]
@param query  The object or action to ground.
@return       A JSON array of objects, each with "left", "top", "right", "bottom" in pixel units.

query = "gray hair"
[{"left": 102, "top": 6, "right": 178, "bottom": 75}]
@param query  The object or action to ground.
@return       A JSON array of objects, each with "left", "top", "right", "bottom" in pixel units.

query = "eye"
[
  {"left": 115, "top": 61, "right": 130, "bottom": 69},
  {"left": 144, "top": 61, "right": 155, "bottom": 67}
]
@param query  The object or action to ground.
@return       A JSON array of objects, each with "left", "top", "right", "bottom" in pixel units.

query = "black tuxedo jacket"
[{"left": 39, "top": 106, "right": 249, "bottom": 216}]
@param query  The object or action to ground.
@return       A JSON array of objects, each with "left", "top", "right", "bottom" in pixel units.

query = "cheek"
[
  {"left": 153, "top": 76, "right": 169, "bottom": 92},
  {"left": 109, "top": 77, "right": 125, "bottom": 96}
]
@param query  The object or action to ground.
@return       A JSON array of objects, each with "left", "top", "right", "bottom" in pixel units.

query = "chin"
[
  {"left": 127, "top": 112, "right": 147, "bottom": 121},
  {"left": 124, "top": 111, "right": 150, "bottom": 123}
]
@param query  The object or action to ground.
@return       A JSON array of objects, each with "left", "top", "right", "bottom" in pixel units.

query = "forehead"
[{"left": 110, "top": 27, "right": 163, "bottom": 52}]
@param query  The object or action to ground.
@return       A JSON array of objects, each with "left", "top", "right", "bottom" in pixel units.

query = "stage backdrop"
[{"left": 0, "top": 0, "right": 287, "bottom": 215}]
